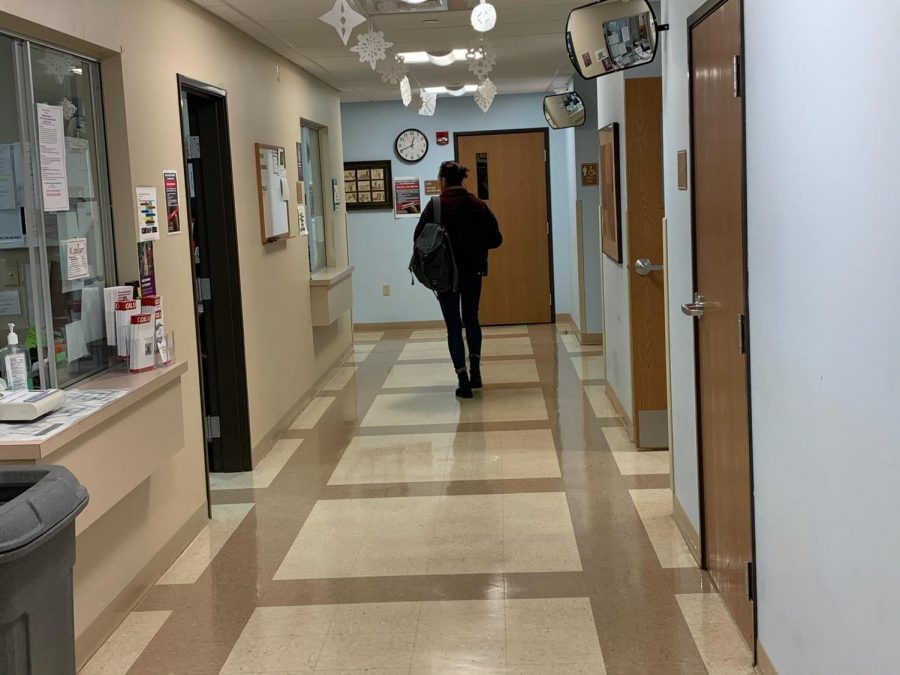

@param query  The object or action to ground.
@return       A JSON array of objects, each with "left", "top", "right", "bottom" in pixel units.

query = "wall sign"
[
  {"left": 436, "top": 131, "right": 450, "bottom": 146},
  {"left": 424, "top": 180, "right": 441, "bottom": 196},
  {"left": 581, "top": 162, "right": 599, "bottom": 187},
  {"left": 135, "top": 186, "right": 160, "bottom": 242},
  {"left": 393, "top": 177, "right": 421, "bottom": 219},
  {"left": 163, "top": 170, "right": 181, "bottom": 235}
]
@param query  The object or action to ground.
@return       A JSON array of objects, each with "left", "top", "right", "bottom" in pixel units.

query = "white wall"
[
  {"left": 660, "top": 0, "right": 705, "bottom": 533},
  {"left": 341, "top": 94, "right": 575, "bottom": 324},
  {"left": 745, "top": 1, "right": 900, "bottom": 671},
  {"left": 596, "top": 72, "right": 632, "bottom": 418}
]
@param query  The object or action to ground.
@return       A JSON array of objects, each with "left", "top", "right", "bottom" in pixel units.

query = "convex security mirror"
[
  {"left": 544, "top": 92, "right": 586, "bottom": 129},
  {"left": 566, "top": 0, "right": 660, "bottom": 79}
]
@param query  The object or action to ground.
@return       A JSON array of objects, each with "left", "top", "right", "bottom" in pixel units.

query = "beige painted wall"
[{"left": 0, "top": 0, "right": 351, "bottom": 658}]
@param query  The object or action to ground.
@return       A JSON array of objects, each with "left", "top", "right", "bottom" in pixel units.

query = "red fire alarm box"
[{"left": 436, "top": 131, "right": 450, "bottom": 146}]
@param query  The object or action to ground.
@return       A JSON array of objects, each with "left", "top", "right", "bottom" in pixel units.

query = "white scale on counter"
[{"left": 0, "top": 389, "right": 67, "bottom": 422}]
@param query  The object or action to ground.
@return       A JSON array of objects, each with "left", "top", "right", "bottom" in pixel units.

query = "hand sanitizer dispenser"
[{"left": 0, "top": 323, "right": 30, "bottom": 391}]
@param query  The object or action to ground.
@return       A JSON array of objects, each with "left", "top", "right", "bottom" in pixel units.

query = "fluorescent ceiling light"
[
  {"left": 399, "top": 49, "right": 479, "bottom": 66},
  {"left": 424, "top": 84, "right": 479, "bottom": 96}
]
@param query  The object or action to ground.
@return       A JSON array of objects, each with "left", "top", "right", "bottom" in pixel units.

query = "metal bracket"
[
  {"left": 656, "top": 23, "right": 670, "bottom": 31},
  {"left": 205, "top": 416, "right": 221, "bottom": 440}
]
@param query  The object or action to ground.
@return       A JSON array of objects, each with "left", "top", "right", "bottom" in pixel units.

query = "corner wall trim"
[
  {"left": 605, "top": 383, "right": 634, "bottom": 440},
  {"left": 75, "top": 503, "right": 208, "bottom": 670},
  {"left": 755, "top": 641, "right": 779, "bottom": 675},
  {"left": 673, "top": 492, "right": 701, "bottom": 566},
  {"left": 556, "top": 313, "right": 603, "bottom": 346}
]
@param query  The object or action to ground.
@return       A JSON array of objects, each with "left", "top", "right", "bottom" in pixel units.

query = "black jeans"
[{"left": 437, "top": 275, "right": 483, "bottom": 371}]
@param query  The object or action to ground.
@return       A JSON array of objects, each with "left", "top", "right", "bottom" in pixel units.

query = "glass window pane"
[
  {"left": 29, "top": 43, "right": 115, "bottom": 388},
  {"left": 301, "top": 125, "right": 327, "bottom": 272}
]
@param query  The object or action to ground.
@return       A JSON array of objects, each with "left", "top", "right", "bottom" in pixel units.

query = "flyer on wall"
[
  {"left": 393, "top": 177, "right": 421, "bottom": 219},
  {"left": 163, "top": 170, "right": 181, "bottom": 235},
  {"left": 136, "top": 186, "right": 160, "bottom": 241}
]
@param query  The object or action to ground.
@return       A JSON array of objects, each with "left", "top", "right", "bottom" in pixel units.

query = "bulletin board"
[
  {"left": 344, "top": 160, "right": 393, "bottom": 211},
  {"left": 255, "top": 143, "right": 291, "bottom": 244}
]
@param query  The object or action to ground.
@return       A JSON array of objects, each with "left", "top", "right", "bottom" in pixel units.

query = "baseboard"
[
  {"left": 605, "top": 383, "right": 634, "bottom": 439},
  {"left": 251, "top": 344, "right": 354, "bottom": 467},
  {"left": 354, "top": 320, "right": 445, "bottom": 332},
  {"left": 755, "top": 641, "right": 779, "bottom": 675},
  {"left": 673, "top": 493, "right": 702, "bottom": 567},
  {"left": 75, "top": 503, "right": 208, "bottom": 670},
  {"left": 555, "top": 314, "right": 603, "bottom": 347}
]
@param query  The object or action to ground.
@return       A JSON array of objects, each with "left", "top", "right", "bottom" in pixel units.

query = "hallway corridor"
[{"left": 82, "top": 326, "right": 754, "bottom": 674}]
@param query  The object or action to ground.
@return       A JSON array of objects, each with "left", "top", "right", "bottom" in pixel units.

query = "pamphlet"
[
  {"left": 128, "top": 312, "right": 154, "bottom": 373},
  {"left": 104, "top": 286, "right": 133, "bottom": 346},
  {"left": 114, "top": 298, "right": 138, "bottom": 359}
]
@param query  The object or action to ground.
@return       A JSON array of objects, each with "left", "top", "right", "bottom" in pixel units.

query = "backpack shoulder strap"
[{"left": 431, "top": 195, "right": 441, "bottom": 225}]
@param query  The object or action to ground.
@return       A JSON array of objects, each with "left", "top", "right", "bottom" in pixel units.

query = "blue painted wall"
[{"left": 341, "top": 94, "right": 576, "bottom": 324}]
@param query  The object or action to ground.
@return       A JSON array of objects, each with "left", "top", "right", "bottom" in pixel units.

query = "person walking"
[{"left": 414, "top": 161, "right": 503, "bottom": 399}]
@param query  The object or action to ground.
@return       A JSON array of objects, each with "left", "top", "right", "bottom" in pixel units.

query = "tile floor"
[{"left": 82, "top": 326, "right": 754, "bottom": 675}]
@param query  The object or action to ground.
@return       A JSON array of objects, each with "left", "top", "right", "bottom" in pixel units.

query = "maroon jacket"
[{"left": 414, "top": 187, "right": 502, "bottom": 276}]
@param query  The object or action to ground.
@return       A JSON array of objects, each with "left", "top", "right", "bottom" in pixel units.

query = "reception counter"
[{"left": 0, "top": 361, "right": 207, "bottom": 667}]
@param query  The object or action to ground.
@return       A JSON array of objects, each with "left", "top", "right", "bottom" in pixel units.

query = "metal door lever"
[
  {"left": 681, "top": 292, "right": 706, "bottom": 318},
  {"left": 635, "top": 258, "right": 664, "bottom": 276}
]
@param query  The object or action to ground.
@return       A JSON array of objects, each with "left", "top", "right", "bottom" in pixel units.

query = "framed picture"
[
  {"left": 599, "top": 123, "right": 622, "bottom": 263},
  {"left": 344, "top": 160, "right": 394, "bottom": 211}
]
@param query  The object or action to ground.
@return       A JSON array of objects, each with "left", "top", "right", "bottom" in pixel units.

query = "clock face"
[{"left": 395, "top": 128, "right": 428, "bottom": 163}]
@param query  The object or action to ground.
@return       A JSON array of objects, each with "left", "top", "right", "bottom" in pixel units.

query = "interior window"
[{"left": 300, "top": 125, "right": 327, "bottom": 273}]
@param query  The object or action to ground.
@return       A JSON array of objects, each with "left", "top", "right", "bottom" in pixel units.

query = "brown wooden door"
[
  {"left": 625, "top": 77, "right": 668, "bottom": 448},
  {"left": 456, "top": 131, "right": 552, "bottom": 325},
  {"left": 689, "top": 0, "right": 755, "bottom": 646}
]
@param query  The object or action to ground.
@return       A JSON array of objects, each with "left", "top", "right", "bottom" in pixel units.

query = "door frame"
[
  {"left": 687, "top": 0, "right": 759, "bottom": 652},
  {"left": 177, "top": 75, "right": 253, "bottom": 482},
  {"left": 453, "top": 128, "right": 556, "bottom": 322}
]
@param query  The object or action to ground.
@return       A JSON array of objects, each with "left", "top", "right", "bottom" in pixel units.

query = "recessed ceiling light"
[
  {"left": 398, "top": 49, "right": 479, "bottom": 66},
  {"left": 424, "top": 84, "right": 479, "bottom": 96}
]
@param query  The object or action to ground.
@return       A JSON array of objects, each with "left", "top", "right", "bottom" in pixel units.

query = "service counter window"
[
  {"left": 0, "top": 34, "right": 117, "bottom": 389},
  {"left": 300, "top": 124, "right": 328, "bottom": 273}
]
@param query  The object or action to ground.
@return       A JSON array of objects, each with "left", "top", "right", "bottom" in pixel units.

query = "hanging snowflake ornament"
[
  {"left": 39, "top": 51, "right": 80, "bottom": 85},
  {"left": 350, "top": 28, "right": 394, "bottom": 71},
  {"left": 319, "top": 0, "right": 368, "bottom": 46},
  {"left": 400, "top": 76, "right": 413, "bottom": 107},
  {"left": 468, "top": 40, "right": 497, "bottom": 80},
  {"left": 418, "top": 89, "right": 437, "bottom": 117},
  {"left": 379, "top": 54, "right": 408, "bottom": 84},
  {"left": 475, "top": 78, "right": 497, "bottom": 113}
]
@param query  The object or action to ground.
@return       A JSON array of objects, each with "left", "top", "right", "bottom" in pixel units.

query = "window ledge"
[{"left": 310, "top": 266, "right": 354, "bottom": 288}]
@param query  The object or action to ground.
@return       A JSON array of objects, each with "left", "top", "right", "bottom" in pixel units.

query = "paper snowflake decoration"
[
  {"left": 468, "top": 40, "right": 497, "bottom": 80},
  {"left": 418, "top": 89, "right": 437, "bottom": 117},
  {"left": 379, "top": 54, "right": 408, "bottom": 84},
  {"left": 400, "top": 76, "right": 412, "bottom": 107},
  {"left": 351, "top": 28, "right": 393, "bottom": 71},
  {"left": 319, "top": 0, "right": 368, "bottom": 46},
  {"left": 475, "top": 78, "right": 497, "bottom": 113},
  {"left": 39, "top": 51, "right": 80, "bottom": 84}
]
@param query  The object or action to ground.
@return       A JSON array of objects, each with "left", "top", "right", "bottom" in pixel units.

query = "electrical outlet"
[{"left": 383, "top": 285, "right": 391, "bottom": 297}]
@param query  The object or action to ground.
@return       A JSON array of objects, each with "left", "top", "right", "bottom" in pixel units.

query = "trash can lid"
[{"left": 0, "top": 466, "right": 89, "bottom": 558}]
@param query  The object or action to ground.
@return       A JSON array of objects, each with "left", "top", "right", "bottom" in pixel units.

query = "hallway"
[{"left": 82, "top": 326, "right": 753, "bottom": 674}]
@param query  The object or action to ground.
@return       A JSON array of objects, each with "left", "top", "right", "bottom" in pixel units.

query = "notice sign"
[
  {"left": 581, "top": 163, "right": 599, "bottom": 187},
  {"left": 65, "top": 238, "right": 89, "bottom": 280},
  {"left": 424, "top": 180, "right": 441, "bottom": 196},
  {"left": 393, "top": 177, "right": 421, "bottom": 219},
  {"left": 163, "top": 170, "right": 181, "bottom": 235},
  {"left": 136, "top": 186, "right": 160, "bottom": 241},
  {"left": 36, "top": 103, "right": 69, "bottom": 211}
]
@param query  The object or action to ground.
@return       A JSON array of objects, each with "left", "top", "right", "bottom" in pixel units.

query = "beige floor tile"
[
  {"left": 328, "top": 430, "right": 559, "bottom": 486},
  {"left": 398, "top": 337, "right": 533, "bottom": 361},
  {"left": 323, "top": 366, "right": 358, "bottom": 392},
  {"left": 584, "top": 385, "right": 618, "bottom": 419},
  {"left": 612, "top": 450, "right": 671, "bottom": 476},
  {"left": 330, "top": 602, "right": 422, "bottom": 635},
  {"left": 291, "top": 397, "right": 336, "bottom": 430},
  {"left": 507, "top": 666, "right": 605, "bottom": 674},
  {"left": 383, "top": 359, "right": 539, "bottom": 389},
  {"left": 353, "top": 331, "right": 384, "bottom": 342},
  {"left": 505, "top": 598, "right": 596, "bottom": 635},
  {"left": 220, "top": 632, "right": 326, "bottom": 673},
  {"left": 629, "top": 489, "right": 696, "bottom": 569},
  {"left": 417, "top": 600, "right": 505, "bottom": 637},
  {"left": 348, "top": 343, "right": 376, "bottom": 364},
  {"left": 410, "top": 328, "right": 450, "bottom": 341},
  {"left": 79, "top": 611, "right": 171, "bottom": 675},
  {"left": 410, "top": 632, "right": 506, "bottom": 670},
  {"left": 676, "top": 594, "right": 755, "bottom": 674},
  {"left": 315, "top": 633, "right": 417, "bottom": 670},
  {"left": 601, "top": 425, "right": 634, "bottom": 452},
  {"left": 361, "top": 389, "right": 548, "bottom": 427},
  {"left": 482, "top": 324, "right": 529, "bottom": 336},
  {"left": 156, "top": 504, "right": 253, "bottom": 584},
  {"left": 239, "top": 605, "right": 337, "bottom": 639},
  {"left": 570, "top": 355, "right": 607, "bottom": 381},
  {"left": 506, "top": 629, "right": 605, "bottom": 668},
  {"left": 560, "top": 333, "right": 604, "bottom": 354},
  {"left": 210, "top": 439, "right": 301, "bottom": 490}
]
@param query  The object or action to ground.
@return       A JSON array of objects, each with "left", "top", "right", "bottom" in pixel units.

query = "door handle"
[
  {"left": 635, "top": 258, "right": 664, "bottom": 276},
  {"left": 681, "top": 293, "right": 706, "bottom": 318}
]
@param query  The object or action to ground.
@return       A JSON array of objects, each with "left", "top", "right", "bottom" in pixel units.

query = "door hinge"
[
  {"left": 205, "top": 416, "right": 221, "bottom": 440},
  {"left": 544, "top": 149, "right": 547, "bottom": 162},
  {"left": 732, "top": 55, "right": 742, "bottom": 98},
  {"left": 737, "top": 313, "right": 747, "bottom": 355},
  {"left": 746, "top": 560, "right": 755, "bottom": 601},
  {"left": 549, "top": 292, "right": 553, "bottom": 307},
  {"left": 197, "top": 277, "right": 211, "bottom": 302}
]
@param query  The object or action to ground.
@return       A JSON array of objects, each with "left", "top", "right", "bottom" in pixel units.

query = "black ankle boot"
[
  {"left": 469, "top": 356, "right": 482, "bottom": 389},
  {"left": 455, "top": 369, "right": 473, "bottom": 399}
]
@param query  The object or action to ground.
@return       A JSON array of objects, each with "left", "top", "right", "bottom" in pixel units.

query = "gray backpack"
[{"left": 409, "top": 196, "right": 458, "bottom": 293}]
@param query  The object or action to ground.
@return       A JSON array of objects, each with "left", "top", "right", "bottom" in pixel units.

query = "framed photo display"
[{"left": 344, "top": 160, "right": 393, "bottom": 211}]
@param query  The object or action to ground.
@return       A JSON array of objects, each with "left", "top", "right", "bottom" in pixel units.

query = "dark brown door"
[
  {"left": 456, "top": 131, "right": 553, "bottom": 325},
  {"left": 689, "top": 0, "right": 755, "bottom": 646},
  {"left": 625, "top": 77, "right": 668, "bottom": 448}
]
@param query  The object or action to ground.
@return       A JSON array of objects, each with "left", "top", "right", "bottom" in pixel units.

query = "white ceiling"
[{"left": 189, "top": 0, "right": 584, "bottom": 101}]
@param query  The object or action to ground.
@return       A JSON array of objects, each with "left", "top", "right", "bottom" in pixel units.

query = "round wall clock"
[{"left": 395, "top": 128, "right": 429, "bottom": 163}]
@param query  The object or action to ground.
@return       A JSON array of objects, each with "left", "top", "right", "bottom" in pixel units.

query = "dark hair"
[{"left": 439, "top": 161, "right": 469, "bottom": 187}]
